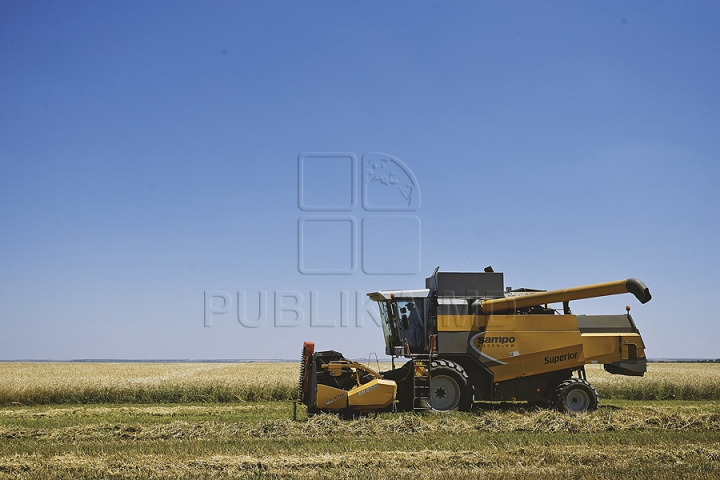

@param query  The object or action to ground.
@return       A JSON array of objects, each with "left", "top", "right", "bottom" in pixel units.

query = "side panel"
[
  {"left": 485, "top": 339, "right": 585, "bottom": 382},
  {"left": 436, "top": 313, "right": 648, "bottom": 384},
  {"left": 437, "top": 313, "right": 579, "bottom": 332},
  {"left": 581, "top": 333, "right": 645, "bottom": 362},
  {"left": 577, "top": 314, "right": 636, "bottom": 333},
  {"left": 315, "top": 385, "right": 348, "bottom": 409},
  {"left": 438, "top": 314, "right": 586, "bottom": 383},
  {"left": 347, "top": 379, "right": 397, "bottom": 411},
  {"left": 437, "top": 314, "right": 485, "bottom": 332},
  {"left": 493, "top": 369, "right": 573, "bottom": 402}
]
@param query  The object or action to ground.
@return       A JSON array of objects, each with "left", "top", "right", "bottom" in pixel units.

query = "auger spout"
[{"left": 476, "top": 278, "right": 651, "bottom": 314}]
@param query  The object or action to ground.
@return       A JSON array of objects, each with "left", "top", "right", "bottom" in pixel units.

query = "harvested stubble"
[
  {"left": 1, "top": 404, "right": 719, "bottom": 479},
  {"left": 2, "top": 404, "right": 719, "bottom": 441},
  {"left": 0, "top": 445, "right": 718, "bottom": 480}
]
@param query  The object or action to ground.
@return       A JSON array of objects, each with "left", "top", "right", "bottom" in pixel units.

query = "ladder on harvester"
[{"left": 413, "top": 357, "right": 432, "bottom": 411}]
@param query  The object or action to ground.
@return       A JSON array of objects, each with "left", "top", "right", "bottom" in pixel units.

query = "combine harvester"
[{"left": 299, "top": 268, "right": 651, "bottom": 415}]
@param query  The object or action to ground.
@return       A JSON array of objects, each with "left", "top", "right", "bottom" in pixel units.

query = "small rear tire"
[{"left": 555, "top": 378, "right": 599, "bottom": 414}]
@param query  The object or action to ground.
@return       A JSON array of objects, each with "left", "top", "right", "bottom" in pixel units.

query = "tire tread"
[
  {"left": 554, "top": 378, "right": 599, "bottom": 413},
  {"left": 429, "top": 359, "right": 472, "bottom": 412}
]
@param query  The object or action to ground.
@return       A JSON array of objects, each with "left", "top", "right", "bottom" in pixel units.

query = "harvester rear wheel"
[
  {"left": 555, "top": 378, "right": 599, "bottom": 414},
  {"left": 429, "top": 360, "right": 472, "bottom": 412}
]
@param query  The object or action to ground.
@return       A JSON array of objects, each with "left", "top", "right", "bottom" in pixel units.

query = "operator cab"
[
  {"left": 368, "top": 270, "right": 506, "bottom": 357},
  {"left": 368, "top": 289, "right": 432, "bottom": 355}
]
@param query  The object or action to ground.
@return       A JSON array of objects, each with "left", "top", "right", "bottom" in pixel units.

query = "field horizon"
[{"left": 2, "top": 358, "right": 719, "bottom": 363}]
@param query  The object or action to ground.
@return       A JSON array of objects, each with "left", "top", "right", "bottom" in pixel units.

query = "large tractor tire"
[
  {"left": 429, "top": 360, "right": 473, "bottom": 412},
  {"left": 555, "top": 378, "right": 599, "bottom": 414}
]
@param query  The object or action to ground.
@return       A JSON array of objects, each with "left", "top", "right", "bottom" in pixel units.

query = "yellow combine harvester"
[{"left": 300, "top": 268, "right": 651, "bottom": 415}]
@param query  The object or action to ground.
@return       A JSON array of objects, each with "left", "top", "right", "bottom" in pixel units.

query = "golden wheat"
[
  {"left": 586, "top": 362, "right": 720, "bottom": 400},
  {"left": 0, "top": 361, "right": 717, "bottom": 405},
  {"left": 0, "top": 362, "right": 300, "bottom": 405}
]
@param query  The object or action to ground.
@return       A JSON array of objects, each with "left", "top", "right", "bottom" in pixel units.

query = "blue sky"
[{"left": 1, "top": 1, "right": 718, "bottom": 360}]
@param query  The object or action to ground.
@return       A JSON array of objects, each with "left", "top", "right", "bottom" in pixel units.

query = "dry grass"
[
  {"left": 0, "top": 445, "right": 718, "bottom": 479},
  {"left": 2, "top": 403, "right": 720, "bottom": 440},
  {"left": 0, "top": 403, "right": 719, "bottom": 479}
]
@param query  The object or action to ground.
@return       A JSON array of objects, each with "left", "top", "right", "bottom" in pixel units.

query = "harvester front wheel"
[
  {"left": 555, "top": 378, "right": 599, "bottom": 414},
  {"left": 429, "top": 360, "right": 472, "bottom": 412}
]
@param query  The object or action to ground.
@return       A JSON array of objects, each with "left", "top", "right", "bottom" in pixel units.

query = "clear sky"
[{"left": 1, "top": 1, "right": 718, "bottom": 360}]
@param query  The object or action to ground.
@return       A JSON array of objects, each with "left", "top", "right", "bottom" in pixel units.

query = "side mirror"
[{"left": 401, "top": 314, "right": 409, "bottom": 330}]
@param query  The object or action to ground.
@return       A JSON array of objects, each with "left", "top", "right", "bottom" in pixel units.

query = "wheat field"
[
  {"left": 0, "top": 361, "right": 718, "bottom": 405},
  {"left": 586, "top": 362, "right": 720, "bottom": 400},
  {"left": 0, "top": 362, "right": 300, "bottom": 405}
]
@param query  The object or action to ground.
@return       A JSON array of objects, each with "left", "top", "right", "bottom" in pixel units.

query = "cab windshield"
[
  {"left": 378, "top": 301, "right": 395, "bottom": 354},
  {"left": 375, "top": 297, "right": 428, "bottom": 355}
]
